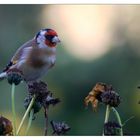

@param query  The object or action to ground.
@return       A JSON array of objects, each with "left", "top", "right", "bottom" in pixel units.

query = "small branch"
[
  {"left": 43, "top": 93, "right": 60, "bottom": 136},
  {"left": 122, "top": 116, "right": 135, "bottom": 127},
  {"left": 16, "top": 95, "right": 36, "bottom": 135},
  {"left": 11, "top": 83, "right": 16, "bottom": 136},
  {"left": 111, "top": 107, "right": 123, "bottom": 136}
]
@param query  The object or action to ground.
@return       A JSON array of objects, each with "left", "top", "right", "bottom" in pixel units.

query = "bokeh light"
[{"left": 41, "top": 5, "right": 116, "bottom": 61}]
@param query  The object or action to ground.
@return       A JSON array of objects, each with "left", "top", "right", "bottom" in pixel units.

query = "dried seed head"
[
  {"left": 101, "top": 90, "right": 121, "bottom": 107},
  {"left": 84, "top": 83, "right": 117, "bottom": 110},
  {"left": 50, "top": 121, "right": 70, "bottom": 135},
  {"left": 0, "top": 116, "right": 13, "bottom": 136},
  {"left": 27, "top": 81, "right": 60, "bottom": 121},
  {"left": 45, "top": 92, "right": 60, "bottom": 106},
  {"left": 104, "top": 121, "right": 121, "bottom": 136},
  {"left": 7, "top": 69, "right": 23, "bottom": 85},
  {"left": 28, "top": 81, "right": 49, "bottom": 99}
]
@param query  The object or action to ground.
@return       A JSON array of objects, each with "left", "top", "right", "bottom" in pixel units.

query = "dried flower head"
[
  {"left": 104, "top": 121, "right": 121, "bottom": 136},
  {"left": 101, "top": 90, "right": 121, "bottom": 107},
  {"left": 28, "top": 81, "right": 49, "bottom": 101},
  {"left": 84, "top": 82, "right": 109, "bottom": 110},
  {"left": 27, "top": 81, "right": 60, "bottom": 106},
  {"left": 27, "top": 81, "right": 60, "bottom": 123},
  {"left": 7, "top": 68, "right": 23, "bottom": 85},
  {"left": 0, "top": 116, "right": 13, "bottom": 136},
  {"left": 45, "top": 92, "right": 60, "bottom": 106},
  {"left": 85, "top": 82, "right": 121, "bottom": 110},
  {"left": 50, "top": 121, "right": 70, "bottom": 135}
]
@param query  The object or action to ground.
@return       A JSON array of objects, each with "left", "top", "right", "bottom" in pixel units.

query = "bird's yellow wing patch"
[{"left": 12, "top": 60, "right": 18, "bottom": 65}]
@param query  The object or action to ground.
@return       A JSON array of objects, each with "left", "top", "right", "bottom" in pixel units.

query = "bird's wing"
[
  {"left": 11, "top": 39, "right": 36, "bottom": 63},
  {"left": 3, "top": 39, "right": 36, "bottom": 72}
]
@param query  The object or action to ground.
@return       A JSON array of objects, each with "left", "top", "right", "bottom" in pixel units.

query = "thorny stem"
[
  {"left": 103, "top": 105, "right": 111, "bottom": 135},
  {"left": 16, "top": 95, "right": 36, "bottom": 135},
  {"left": 44, "top": 106, "right": 49, "bottom": 136},
  {"left": 25, "top": 109, "right": 34, "bottom": 135},
  {"left": 11, "top": 83, "right": 16, "bottom": 136},
  {"left": 111, "top": 107, "right": 123, "bottom": 136}
]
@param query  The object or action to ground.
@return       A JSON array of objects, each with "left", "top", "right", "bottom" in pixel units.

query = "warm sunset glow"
[{"left": 41, "top": 5, "right": 117, "bottom": 61}]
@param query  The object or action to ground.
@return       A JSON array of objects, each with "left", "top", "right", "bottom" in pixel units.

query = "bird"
[{"left": 0, "top": 28, "right": 60, "bottom": 83}]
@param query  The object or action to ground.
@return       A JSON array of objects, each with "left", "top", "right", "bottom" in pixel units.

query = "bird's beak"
[{"left": 52, "top": 36, "right": 61, "bottom": 43}]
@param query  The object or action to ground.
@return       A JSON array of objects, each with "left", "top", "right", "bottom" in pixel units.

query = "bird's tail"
[{"left": 0, "top": 72, "right": 7, "bottom": 81}]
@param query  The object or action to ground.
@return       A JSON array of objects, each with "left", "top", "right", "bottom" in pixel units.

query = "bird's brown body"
[{"left": 10, "top": 39, "right": 56, "bottom": 81}]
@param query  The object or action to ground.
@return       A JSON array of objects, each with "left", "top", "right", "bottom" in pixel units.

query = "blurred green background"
[{"left": 0, "top": 5, "right": 140, "bottom": 135}]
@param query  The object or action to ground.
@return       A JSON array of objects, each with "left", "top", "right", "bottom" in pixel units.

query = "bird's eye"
[{"left": 45, "top": 35, "right": 54, "bottom": 42}]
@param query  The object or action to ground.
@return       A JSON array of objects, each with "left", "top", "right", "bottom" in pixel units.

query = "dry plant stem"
[
  {"left": 122, "top": 116, "right": 135, "bottom": 127},
  {"left": 25, "top": 109, "right": 34, "bottom": 135},
  {"left": 16, "top": 95, "right": 36, "bottom": 135},
  {"left": 11, "top": 83, "right": 16, "bottom": 136},
  {"left": 44, "top": 106, "right": 49, "bottom": 136},
  {"left": 103, "top": 105, "right": 111, "bottom": 135},
  {"left": 111, "top": 107, "right": 123, "bottom": 136},
  {"left": 105, "top": 105, "right": 110, "bottom": 123}
]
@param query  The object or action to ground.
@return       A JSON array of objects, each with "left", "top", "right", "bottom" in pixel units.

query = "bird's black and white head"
[{"left": 35, "top": 28, "right": 60, "bottom": 48}]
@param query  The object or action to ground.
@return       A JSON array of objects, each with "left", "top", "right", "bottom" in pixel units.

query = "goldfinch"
[{"left": 0, "top": 28, "right": 60, "bottom": 82}]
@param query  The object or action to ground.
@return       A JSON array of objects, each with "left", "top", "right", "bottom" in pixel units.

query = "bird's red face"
[
  {"left": 36, "top": 28, "right": 60, "bottom": 48},
  {"left": 44, "top": 29, "right": 60, "bottom": 47}
]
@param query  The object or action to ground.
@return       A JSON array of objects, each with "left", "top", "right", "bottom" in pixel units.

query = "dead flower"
[
  {"left": 84, "top": 82, "right": 115, "bottom": 110},
  {"left": 0, "top": 116, "right": 13, "bottom": 136}
]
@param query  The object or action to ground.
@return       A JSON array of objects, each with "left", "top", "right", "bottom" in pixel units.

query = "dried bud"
[
  {"left": 7, "top": 69, "right": 23, "bottom": 85},
  {"left": 24, "top": 94, "right": 42, "bottom": 119},
  {"left": 50, "top": 121, "right": 70, "bottom": 135},
  {"left": 104, "top": 121, "right": 121, "bottom": 136},
  {"left": 0, "top": 116, "right": 13, "bottom": 136},
  {"left": 101, "top": 90, "right": 121, "bottom": 107},
  {"left": 45, "top": 92, "right": 60, "bottom": 106}
]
